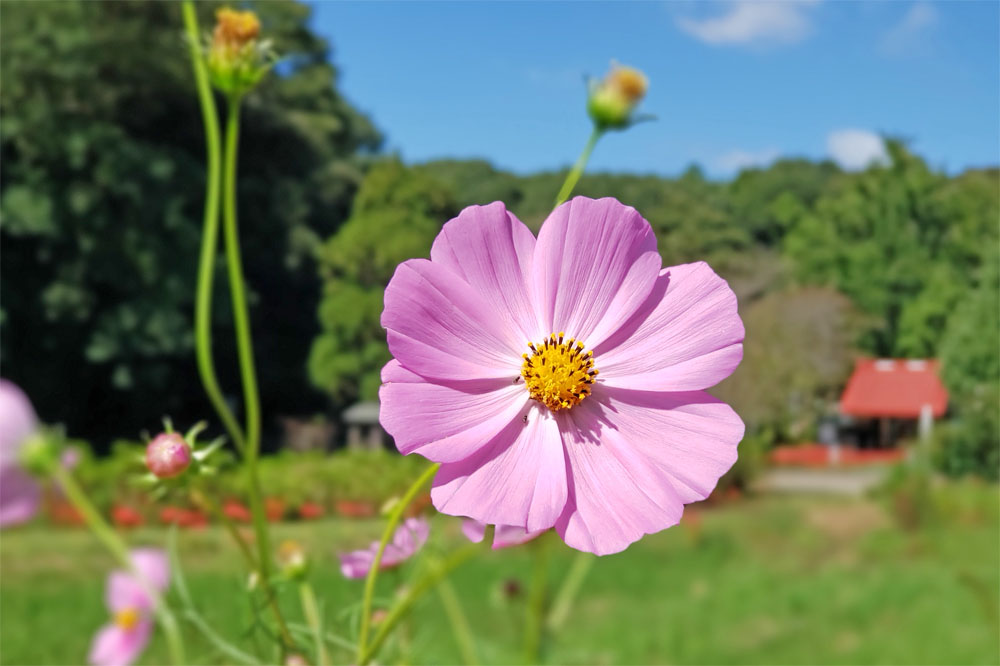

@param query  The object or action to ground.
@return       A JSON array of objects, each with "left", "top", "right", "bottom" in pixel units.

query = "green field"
[{"left": 2, "top": 486, "right": 997, "bottom": 665}]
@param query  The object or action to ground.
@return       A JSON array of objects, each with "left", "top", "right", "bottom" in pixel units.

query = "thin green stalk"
[
  {"left": 359, "top": 543, "right": 481, "bottom": 665},
  {"left": 546, "top": 550, "right": 595, "bottom": 632},
  {"left": 299, "top": 582, "right": 329, "bottom": 666},
  {"left": 554, "top": 127, "right": 603, "bottom": 207},
  {"left": 436, "top": 577, "right": 479, "bottom": 665},
  {"left": 523, "top": 537, "right": 550, "bottom": 664},
  {"left": 357, "top": 462, "right": 440, "bottom": 662},
  {"left": 221, "top": 93, "right": 294, "bottom": 652},
  {"left": 53, "top": 466, "right": 186, "bottom": 665},
  {"left": 182, "top": 0, "right": 246, "bottom": 454}
]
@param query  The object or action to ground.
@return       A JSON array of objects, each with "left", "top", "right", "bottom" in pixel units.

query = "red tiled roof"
[{"left": 839, "top": 359, "right": 948, "bottom": 418}]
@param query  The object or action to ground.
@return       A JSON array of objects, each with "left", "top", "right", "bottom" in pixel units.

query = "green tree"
[
  {"left": 783, "top": 140, "right": 995, "bottom": 357},
  {"left": 308, "top": 159, "right": 457, "bottom": 402},
  {"left": 1, "top": 1, "right": 379, "bottom": 447}
]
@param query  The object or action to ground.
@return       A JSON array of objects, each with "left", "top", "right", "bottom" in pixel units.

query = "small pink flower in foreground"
[
  {"left": 462, "top": 519, "right": 544, "bottom": 549},
  {"left": 89, "top": 548, "right": 170, "bottom": 666},
  {"left": 380, "top": 197, "right": 745, "bottom": 555},
  {"left": 339, "top": 517, "right": 430, "bottom": 579},
  {"left": 0, "top": 379, "right": 42, "bottom": 528},
  {"left": 145, "top": 432, "right": 192, "bottom": 479}
]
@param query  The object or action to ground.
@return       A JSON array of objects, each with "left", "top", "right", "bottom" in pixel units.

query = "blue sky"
[{"left": 310, "top": 1, "right": 999, "bottom": 178}]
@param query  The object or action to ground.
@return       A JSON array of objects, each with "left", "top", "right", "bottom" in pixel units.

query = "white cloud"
[
  {"left": 827, "top": 129, "right": 888, "bottom": 171},
  {"left": 881, "top": 2, "right": 938, "bottom": 56},
  {"left": 676, "top": 1, "right": 819, "bottom": 48},
  {"left": 714, "top": 147, "right": 781, "bottom": 173}
]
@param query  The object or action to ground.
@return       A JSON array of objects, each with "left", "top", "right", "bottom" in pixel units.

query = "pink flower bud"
[{"left": 145, "top": 433, "right": 191, "bottom": 479}]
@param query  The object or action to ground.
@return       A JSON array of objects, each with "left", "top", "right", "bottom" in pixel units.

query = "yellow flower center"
[
  {"left": 521, "top": 333, "right": 598, "bottom": 411},
  {"left": 114, "top": 608, "right": 140, "bottom": 631}
]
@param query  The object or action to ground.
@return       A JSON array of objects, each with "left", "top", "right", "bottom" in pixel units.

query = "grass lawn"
[{"left": 1, "top": 484, "right": 997, "bottom": 665}]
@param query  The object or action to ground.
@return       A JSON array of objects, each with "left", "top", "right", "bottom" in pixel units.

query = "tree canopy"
[{"left": 1, "top": 0, "right": 379, "bottom": 447}]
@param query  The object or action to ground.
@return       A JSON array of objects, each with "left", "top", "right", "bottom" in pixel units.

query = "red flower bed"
[
  {"left": 160, "top": 506, "right": 208, "bottom": 529},
  {"left": 49, "top": 499, "right": 84, "bottom": 526},
  {"left": 335, "top": 499, "right": 376, "bottom": 518},
  {"left": 265, "top": 497, "right": 285, "bottom": 522},
  {"left": 112, "top": 504, "right": 145, "bottom": 529},
  {"left": 770, "top": 443, "right": 907, "bottom": 467},
  {"left": 223, "top": 500, "right": 252, "bottom": 523},
  {"left": 298, "top": 501, "right": 324, "bottom": 520}
]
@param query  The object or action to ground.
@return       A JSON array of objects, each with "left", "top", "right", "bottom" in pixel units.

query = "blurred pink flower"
[
  {"left": 0, "top": 379, "right": 41, "bottom": 528},
  {"left": 462, "top": 519, "right": 544, "bottom": 549},
  {"left": 89, "top": 548, "right": 169, "bottom": 666},
  {"left": 380, "top": 197, "right": 745, "bottom": 555},
  {"left": 339, "top": 517, "right": 429, "bottom": 579}
]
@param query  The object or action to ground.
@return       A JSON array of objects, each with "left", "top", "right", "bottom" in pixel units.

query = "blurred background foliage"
[
  {"left": 1, "top": 0, "right": 378, "bottom": 448},
  {"left": 1, "top": 1, "right": 997, "bottom": 480}
]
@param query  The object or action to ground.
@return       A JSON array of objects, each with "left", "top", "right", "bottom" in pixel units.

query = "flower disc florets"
[{"left": 521, "top": 333, "right": 597, "bottom": 411}]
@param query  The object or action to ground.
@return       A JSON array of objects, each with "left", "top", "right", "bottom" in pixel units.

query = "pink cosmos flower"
[
  {"left": 339, "top": 517, "right": 430, "bottom": 579},
  {"left": 89, "top": 548, "right": 170, "bottom": 666},
  {"left": 0, "top": 379, "right": 42, "bottom": 528},
  {"left": 462, "top": 519, "right": 544, "bottom": 549},
  {"left": 380, "top": 197, "right": 745, "bottom": 555}
]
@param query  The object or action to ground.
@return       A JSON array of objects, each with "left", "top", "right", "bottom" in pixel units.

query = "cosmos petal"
[
  {"left": 556, "top": 386, "right": 743, "bottom": 555},
  {"left": 596, "top": 262, "right": 744, "bottom": 391},
  {"left": 461, "top": 519, "right": 544, "bottom": 549},
  {"left": 432, "top": 408, "right": 567, "bottom": 532},
  {"left": 430, "top": 202, "right": 541, "bottom": 342},
  {"left": 0, "top": 379, "right": 37, "bottom": 463},
  {"left": 88, "top": 621, "right": 153, "bottom": 666},
  {"left": 532, "top": 197, "right": 661, "bottom": 350},
  {"left": 380, "top": 360, "right": 528, "bottom": 463},
  {"left": 0, "top": 465, "right": 40, "bottom": 528},
  {"left": 383, "top": 258, "right": 523, "bottom": 381}
]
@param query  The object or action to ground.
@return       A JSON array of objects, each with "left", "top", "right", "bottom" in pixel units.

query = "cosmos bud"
[
  {"left": 277, "top": 540, "right": 309, "bottom": 580},
  {"left": 587, "top": 62, "right": 649, "bottom": 131},
  {"left": 145, "top": 432, "right": 192, "bottom": 479},
  {"left": 205, "top": 7, "right": 273, "bottom": 96}
]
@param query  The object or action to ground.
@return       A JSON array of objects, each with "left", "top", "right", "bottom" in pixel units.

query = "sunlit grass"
[{"left": 2, "top": 486, "right": 997, "bottom": 665}]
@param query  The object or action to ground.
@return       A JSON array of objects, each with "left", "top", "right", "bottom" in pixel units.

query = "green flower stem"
[
  {"left": 554, "top": 127, "right": 603, "bottom": 207},
  {"left": 221, "top": 93, "right": 294, "bottom": 652},
  {"left": 299, "top": 581, "right": 329, "bottom": 666},
  {"left": 436, "top": 577, "right": 479, "bottom": 665},
  {"left": 359, "top": 543, "right": 482, "bottom": 665},
  {"left": 545, "top": 550, "right": 595, "bottom": 632},
  {"left": 181, "top": 0, "right": 246, "bottom": 454},
  {"left": 52, "top": 466, "right": 185, "bottom": 665},
  {"left": 357, "top": 462, "right": 440, "bottom": 662},
  {"left": 523, "top": 536, "right": 550, "bottom": 664}
]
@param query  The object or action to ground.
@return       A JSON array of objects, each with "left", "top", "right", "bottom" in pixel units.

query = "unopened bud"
[
  {"left": 206, "top": 7, "right": 272, "bottom": 96},
  {"left": 145, "top": 432, "right": 192, "bottom": 479},
  {"left": 213, "top": 8, "right": 260, "bottom": 47},
  {"left": 587, "top": 63, "right": 649, "bottom": 130},
  {"left": 277, "top": 540, "right": 309, "bottom": 580},
  {"left": 284, "top": 655, "right": 309, "bottom": 666}
]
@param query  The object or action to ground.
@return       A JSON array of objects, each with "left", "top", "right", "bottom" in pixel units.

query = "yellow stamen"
[
  {"left": 114, "top": 608, "right": 140, "bottom": 631},
  {"left": 520, "top": 333, "right": 598, "bottom": 411}
]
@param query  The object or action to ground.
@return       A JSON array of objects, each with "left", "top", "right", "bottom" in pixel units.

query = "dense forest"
[{"left": 2, "top": 2, "right": 997, "bottom": 477}]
